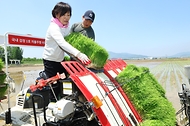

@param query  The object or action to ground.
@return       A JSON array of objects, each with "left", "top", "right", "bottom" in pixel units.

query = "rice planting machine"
[
  {"left": 177, "top": 65, "right": 190, "bottom": 126},
  {"left": 0, "top": 58, "right": 143, "bottom": 126},
  {"left": 0, "top": 33, "right": 143, "bottom": 126}
]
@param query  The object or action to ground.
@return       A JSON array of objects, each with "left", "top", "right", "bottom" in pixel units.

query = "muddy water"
[
  {"left": 0, "top": 70, "right": 42, "bottom": 113},
  {"left": 0, "top": 69, "right": 43, "bottom": 125},
  {"left": 9, "top": 70, "right": 42, "bottom": 95}
]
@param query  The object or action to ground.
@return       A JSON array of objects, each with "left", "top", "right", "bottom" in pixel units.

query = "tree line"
[{"left": 0, "top": 46, "right": 42, "bottom": 64}]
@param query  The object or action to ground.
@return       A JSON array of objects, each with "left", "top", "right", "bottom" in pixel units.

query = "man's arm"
[
  {"left": 88, "top": 27, "right": 95, "bottom": 41},
  {"left": 69, "top": 23, "right": 77, "bottom": 33},
  {"left": 92, "top": 29, "right": 95, "bottom": 41}
]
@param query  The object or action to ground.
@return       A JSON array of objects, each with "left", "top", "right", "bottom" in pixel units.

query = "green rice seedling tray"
[
  {"left": 116, "top": 64, "right": 176, "bottom": 126},
  {"left": 0, "top": 84, "right": 8, "bottom": 97},
  {"left": 0, "top": 71, "right": 7, "bottom": 84},
  {"left": 65, "top": 33, "right": 109, "bottom": 69}
]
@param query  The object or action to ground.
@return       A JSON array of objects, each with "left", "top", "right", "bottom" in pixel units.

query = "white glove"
[{"left": 76, "top": 52, "right": 91, "bottom": 65}]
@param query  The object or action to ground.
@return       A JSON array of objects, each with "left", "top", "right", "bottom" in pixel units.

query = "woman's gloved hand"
[{"left": 76, "top": 52, "right": 91, "bottom": 65}]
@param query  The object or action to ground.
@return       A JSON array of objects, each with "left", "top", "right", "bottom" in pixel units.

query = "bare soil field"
[{"left": 2, "top": 64, "right": 44, "bottom": 73}]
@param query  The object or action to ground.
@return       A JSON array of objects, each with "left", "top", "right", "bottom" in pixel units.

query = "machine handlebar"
[{"left": 30, "top": 73, "right": 65, "bottom": 92}]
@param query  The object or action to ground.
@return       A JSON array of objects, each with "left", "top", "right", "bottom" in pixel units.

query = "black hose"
[{"left": 31, "top": 94, "right": 46, "bottom": 126}]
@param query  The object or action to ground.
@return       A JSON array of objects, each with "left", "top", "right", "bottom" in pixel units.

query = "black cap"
[{"left": 83, "top": 10, "right": 95, "bottom": 22}]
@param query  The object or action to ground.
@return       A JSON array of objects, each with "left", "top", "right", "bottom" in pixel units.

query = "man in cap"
[{"left": 70, "top": 10, "right": 95, "bottom": 40}]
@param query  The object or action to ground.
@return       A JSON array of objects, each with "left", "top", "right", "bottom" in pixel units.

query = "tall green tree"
[
  {"left": 7, "top": 46, "right": 23, "bottom": 61},
  {"left": 0, "top": 46, "right": 23, "bottom": 62}
]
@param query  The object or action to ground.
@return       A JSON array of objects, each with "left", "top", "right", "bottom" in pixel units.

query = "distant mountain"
[
  {"left": 170, "top": 52, "right": 190, "bottom": 58},
  {"left": 108, "top": 51, "right": 149, "bottom": 59},
  {"left": 108, "top": 51, "right": 190, "bottom": 59}
]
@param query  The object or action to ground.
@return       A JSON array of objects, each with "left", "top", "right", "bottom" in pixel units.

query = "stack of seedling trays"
[
  {"left": 116, "top": 64, "right": 176, "bottom": 126},
  {"left": 0, "top": 59, "right": 7, "bottom": 99},
  {"left": 65, "top": 33, "right": 176, "bottom": 125}
]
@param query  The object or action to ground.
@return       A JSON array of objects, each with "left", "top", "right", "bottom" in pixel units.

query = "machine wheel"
[
  {"left": 70, "top": 111, "right": 98, "bottom": 126},
  {"left": 87, "top": 119, "right": 99, "bottom": 126},
  {"left": 71, "top": 119, "right": 88, "bottom": 126},
  {"left": 69, "top": 111, "right": 87, "bottom": 126},
  {"left": 42, "top": 122, "right": 59, "bottom": 126},
  {"left": 42, "top": 123, "right": 49, "bottom": 126},
  {"left": 71, "top": 119, "right": 99, "bottom": 126}
]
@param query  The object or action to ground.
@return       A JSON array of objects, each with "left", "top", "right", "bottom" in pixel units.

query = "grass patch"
[{"left": 21, "top": 60, "right": 43, "bottom": 65}]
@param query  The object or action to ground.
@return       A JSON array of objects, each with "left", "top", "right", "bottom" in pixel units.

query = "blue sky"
[{"left": 0, "top": 0, "right": 190, "bottom": 58}]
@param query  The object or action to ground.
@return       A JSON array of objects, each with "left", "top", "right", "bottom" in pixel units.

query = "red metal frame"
[
  {"left": 61, "top": 61, "right": 110, "bottom": 126},
  {"left": 89, "top": 70, "right": 132, "bottom": 126},
  {"left": 111, "top": 58, "right": 127, "bottom": 70},
  {"left": 104, "top": 60, "right": 120, "bottom": 74},
  {"left": 30, "top": 73, "right": 61, "bottom": 92},
  {"left": 103, "top": 59, "right": 143, "bottom": 123},
  {"left": 61, "top": 61, "right": 132, "bottom": 126}
]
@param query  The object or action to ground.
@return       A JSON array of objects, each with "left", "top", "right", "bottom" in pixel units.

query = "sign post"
[
  {"left": 7, "top": 34, "right": 45, "bottom": 47},
  {"left": 3, "top": 33, "right": 45, "bottom": 124},
  {"left": 4, "top": 33, "right": 45, "bottom": 74}
]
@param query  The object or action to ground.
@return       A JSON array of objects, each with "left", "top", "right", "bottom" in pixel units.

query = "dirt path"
[{"left": 2, "top": 64, "right": 44, "bottom": 73}]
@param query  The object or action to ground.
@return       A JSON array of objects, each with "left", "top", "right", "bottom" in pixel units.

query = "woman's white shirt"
[{"left": 43, "top": 22, "right": 80, "bottom": 62}]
